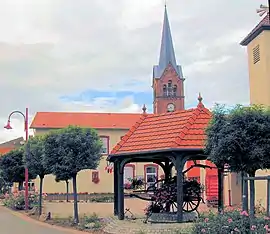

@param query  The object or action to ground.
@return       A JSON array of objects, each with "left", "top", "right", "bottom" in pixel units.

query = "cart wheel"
[{"left": 182, "top": 192, "right": 201, "bottom": 212}]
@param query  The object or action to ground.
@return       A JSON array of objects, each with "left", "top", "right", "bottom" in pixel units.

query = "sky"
[{"left": 0, "top": 0, "right": 268, "bottom": 143}]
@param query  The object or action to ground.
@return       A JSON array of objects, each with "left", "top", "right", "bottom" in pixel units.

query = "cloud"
[{"left": 0, "top": 0, "right": 267, "bottom": 143}]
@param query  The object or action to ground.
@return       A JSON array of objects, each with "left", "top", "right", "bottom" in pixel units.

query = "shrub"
[
  {"left": 3, "top": 191, "right": 39, "bottom": 210},
  {"left": 88, "top": 194, "right": 114, "bottom": 203},
  {"left": 192, "top": 209, "right": 270, "bottom": 233}
]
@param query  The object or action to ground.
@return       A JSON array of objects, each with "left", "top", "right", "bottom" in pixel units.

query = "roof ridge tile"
[{"left": 173, "top": 108, "right": 202, "bottom": 147}]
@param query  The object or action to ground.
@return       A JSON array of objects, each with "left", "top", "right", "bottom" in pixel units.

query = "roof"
[
  {"left": 153, "top": 6, "right": 183, "bottom": 78},
  {"left": 0, "top": 148, "right": 14, "bottom": 155},
  {"left": 0, "top": 137, "right": 24, "bottom": 148},
  {"left": 30, "top": 112, "right": 142, "bottom": 129},
  {"left": 240, "top": 13, "right": 270, "bottom": 46},
  {"left": 110, "top": 100, "right": 211, "bottom": 156}
]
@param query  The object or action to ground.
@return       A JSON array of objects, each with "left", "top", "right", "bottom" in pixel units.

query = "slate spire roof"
[{"left": 153, "top": 6, "right": 183, "bottom": 78}]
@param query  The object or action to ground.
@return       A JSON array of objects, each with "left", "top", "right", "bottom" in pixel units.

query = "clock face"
[{"left": 167, "top": 103, "right": 175, "bottom": 112}]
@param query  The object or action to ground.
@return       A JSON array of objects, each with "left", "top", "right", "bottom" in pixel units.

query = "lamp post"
[{"left": 4, "top": 108, "right": 29, "bottom": 210}]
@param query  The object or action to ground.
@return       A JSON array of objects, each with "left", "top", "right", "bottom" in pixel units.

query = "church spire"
[{"left": 153, "top": 6, "right": 183, "bottom": 78}]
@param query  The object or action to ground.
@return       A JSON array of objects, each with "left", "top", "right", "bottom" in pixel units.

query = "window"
[
  {"left": 92, "top": 171, "right": 99, "bottom": 183},
  {"left": 163, "top": 84, "right": 167, "bottom": 96},
  {"left": 23, "top": 182, "right": 35, "bottom": 191},
  {"left": 100, "top": 136, "right": 109, "bottom": 154},
  {"left": 144, "top": 164, "right": 158, "bottom": 189},
  {"left": 168, "top": 80, "right": 172, "bottom": 96},
  {"left": 253, "top": 45, "right": 260, "bottom": 64},
  {"left": 124, "top": 164, "right": 135, "bottom": 184},
  {"left": 173, "top": 85, "right": 177, "bottom": 96}
]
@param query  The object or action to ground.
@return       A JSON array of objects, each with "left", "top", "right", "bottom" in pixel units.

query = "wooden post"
[
  {"left": 242, "top": 176, "right": 248, "bottom": 212},
  {"left": 176, "top": 157, "right": 184, "bottom": 222},
  {"left": 267, "top": 179, "right": 270, "bottom": 216},
  {"left": 117, "top": 163, "right": 124, "bottom": 220},
  {"left": 164, "top": 160, "right": 172, "bottom": 212},
  {"left": 114, "top": 162, "right": 119, "bottom": 216},
  {"left": 218, "top": 168, "right": 224, "bottom": 213},
  {"left": 249, "top": 175, "right": 255, "bottom": 219}
]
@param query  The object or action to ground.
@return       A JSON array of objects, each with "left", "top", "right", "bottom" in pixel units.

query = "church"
[
  {"left": 2, "top": 6, "right": 270, "bottom": 208},
  {"left": 28, "top": 6, "right": 220, "bottom": 203}
]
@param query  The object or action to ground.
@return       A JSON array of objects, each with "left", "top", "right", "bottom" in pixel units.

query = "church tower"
[
  {"left": 240, "top": 9, "right": 270, "bottom": 106},
  {"left": 153, "top": 6, "right": 185, "bottom": 114}
]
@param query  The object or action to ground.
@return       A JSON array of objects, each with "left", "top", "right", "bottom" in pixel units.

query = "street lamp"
[{"left": 4, "top": 108, "right": 29, "bottom": 210}]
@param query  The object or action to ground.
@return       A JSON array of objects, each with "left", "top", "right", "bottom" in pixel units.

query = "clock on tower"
[{"left": 167, "top": 103, "right": 175, "bottom": 112}]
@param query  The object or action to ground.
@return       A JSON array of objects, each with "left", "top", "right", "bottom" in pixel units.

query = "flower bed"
[
  {"left": 45, "top": 213, "right": 108, "bottom": 233},
  {"left": 44, "top": 192, "right": 114, "bottom": 203},
  {"left": 192, "top": 207, "right": 270, "bottom": 233},
  {"left": 2, "top": 191, "right": 39, "bottom": 210}
]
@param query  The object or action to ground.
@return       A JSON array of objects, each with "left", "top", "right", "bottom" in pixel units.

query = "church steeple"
[
  {"left": 152, "top": 6, "right": 185, "bottom": 114},
  {"left": 153, "top": 6, "right": 183, "bottom": 79}
]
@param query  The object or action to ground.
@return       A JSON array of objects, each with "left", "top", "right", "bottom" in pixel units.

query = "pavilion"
[{"left": 107, "top": 96, "right": 223, "bottom": 222}]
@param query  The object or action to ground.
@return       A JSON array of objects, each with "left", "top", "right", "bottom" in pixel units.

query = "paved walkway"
[{"left": 0, "top": 206, "right": 73, "bottom": 234}]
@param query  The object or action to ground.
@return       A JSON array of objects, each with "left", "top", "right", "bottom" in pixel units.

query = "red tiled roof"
[
  {"left": 110, "top": 103, "right": 211, "bottom": 155},
  {"left": 0, "top": 147, "right": 14, "bottom": 155},
  {"left": 30, "top": 112, "right": 142, "bottom": 129},
  {"left": 240, "top": 13, "right": 270, "bottom": 46}
]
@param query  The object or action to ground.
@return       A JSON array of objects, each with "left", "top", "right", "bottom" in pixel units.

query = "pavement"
[{"left": 0, "top": 206, "right": 80, "bottom": 234}]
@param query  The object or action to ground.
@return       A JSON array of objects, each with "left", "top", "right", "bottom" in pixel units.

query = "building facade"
[
  {"left": 239, "top": 12, "right": 270, "bottom": 208},
  {"left": 28, "top": 7, "right": 221, "bottom": 203}
]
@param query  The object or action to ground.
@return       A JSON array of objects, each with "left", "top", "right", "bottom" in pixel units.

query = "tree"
[
  {"left": 55, "top": 170, "right": 71, "bottom": 202},
  {"left": 0, "top": 148, "right": 36, "bottom": 191},
  {"left": 43, "top": 126, "right": 102, "bottom": 223},
  {"left": 25, "top": 135, "right": 51, "bottom": 215},
  {"left": 205, "top": 104, "right": 270, "bottom": 216}
]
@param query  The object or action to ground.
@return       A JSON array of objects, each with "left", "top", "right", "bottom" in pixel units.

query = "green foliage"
[
  {"left": 205, "top": 104, "right": 270, "bottom": 174},
  {"left": 43, "top": 125, "right": 103, "bottom": 224},
  {"left": 192, "top": 209, "right": 270, "bottom": 233},
  {"left": 43, "top": 126, "right": 103, "bottom": 177},
  {"left": 0, "top": 148, "right": 36, "bottom": 188},
  {"left": 3, "top": 191, "right": 39, "bottom": 210},
  {"left": 25, "top": 135, "right": 51, "bottom": 178},
  {"left": 55, "top": 172, "right": 71, "bottom": 183},
  {"left": 88, "top": 194, "right": 114, "bottom": 203},
  {"left": 49, "top": 213, "right": 103, "bottom": 231}
]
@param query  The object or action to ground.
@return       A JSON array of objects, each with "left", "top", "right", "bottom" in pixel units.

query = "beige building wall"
[
  {"left": 32, "top": 128, "right": 170, "bottom": 194},
  {"left": 247, "top": 30, "right": 270, "bottom": 106},
  {"left": 33, "top": 128, "right": 128, "bottom": 194},
  {"left": 245, "top": 30, "right": 270, "bottom": 208}
]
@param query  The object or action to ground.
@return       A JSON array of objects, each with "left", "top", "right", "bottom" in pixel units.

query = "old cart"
[{"left": 129, "top": 162, "right": 211, "bottom": 222}]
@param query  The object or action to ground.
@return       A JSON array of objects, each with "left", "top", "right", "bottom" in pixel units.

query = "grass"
[{"left": 46, "top": 213, "right": 105, "bottom": 232}]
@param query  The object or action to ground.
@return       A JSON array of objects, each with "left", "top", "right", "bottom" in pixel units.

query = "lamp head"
[{"left": 4, "top": 120, "right": 12, "bottom": 130}]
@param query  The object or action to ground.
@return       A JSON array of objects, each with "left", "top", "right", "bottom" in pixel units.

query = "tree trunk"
[
  {"left": 249, "top": 171, "right": 256, "bottom": 219},
  {"left": 65, "top": 180, "right": 69, "bottom": 202},
  {"left": 72, "top": 174, "right": 79, "bottom": 224},
  {"left": 18, "top": 181, "right": 23, "bottom": 191},
  {"left": 39, "top": 175, "right": 44, "bottom": 216}
]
